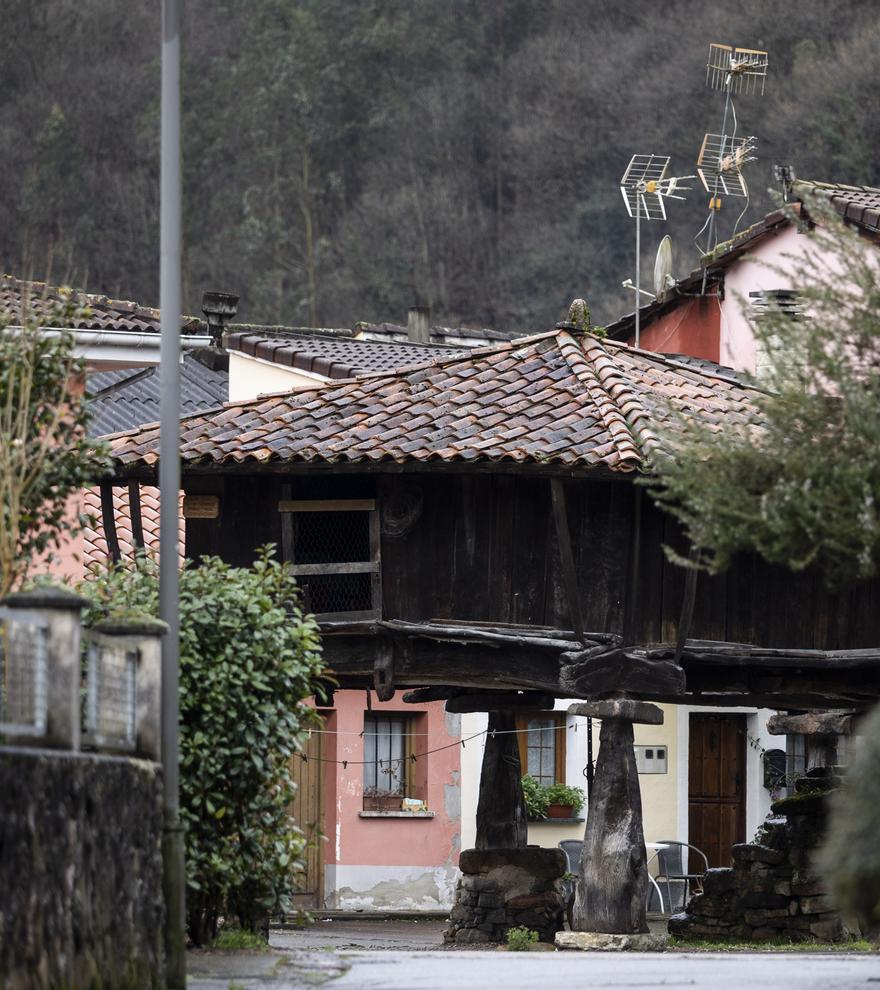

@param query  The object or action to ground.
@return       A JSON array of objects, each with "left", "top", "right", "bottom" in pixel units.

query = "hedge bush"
[{"left": 80, "top": 547, "right": 329, "bottom": 944}]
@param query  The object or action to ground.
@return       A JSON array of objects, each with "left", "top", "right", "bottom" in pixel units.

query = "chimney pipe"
[
  {"left": 407, "top": 306, "right": 431, "bottom": 344},
  {"left": 201, "top": 290, "right": 239, "bottom": 348}
]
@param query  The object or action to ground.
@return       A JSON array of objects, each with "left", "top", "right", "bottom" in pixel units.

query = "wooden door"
[
  {"left": 688, "top": 714, "right": 746, "bottom": 868},
  {"left": 289, "top": 727, "right": 324, "bottom": 909}
]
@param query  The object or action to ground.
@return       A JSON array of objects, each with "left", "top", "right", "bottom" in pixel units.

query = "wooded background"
[{"left": 3, "top": 0, "right": 878, "bottom": 330}]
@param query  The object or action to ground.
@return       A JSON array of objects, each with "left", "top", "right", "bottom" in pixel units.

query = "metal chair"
[
  {"left": 558, "top": 840, "right": 583, "bottom": 929},
  {"left": 649, "top": 840, "right": 709, "bottom": 914}
]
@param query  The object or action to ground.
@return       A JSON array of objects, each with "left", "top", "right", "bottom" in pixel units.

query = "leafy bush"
[
  {"left": 505, "top": 925, "right": 539, "bottom": 951},
  {"left": 80, "top": 547, "right": 330, "bottom": 944},
  {"left": 521, "top": 774, "right": 549, "bottom": 820},
  {"left": 543, "top": 782, "right": 586, "bottom": 814}
]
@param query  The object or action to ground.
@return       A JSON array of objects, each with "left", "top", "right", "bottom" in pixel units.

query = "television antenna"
[
  {"left": 619, "top": 155, "right": 694, "bottom": 346},
  {"left": 698, "top": 43, "right": 769, "bottom": 254}
]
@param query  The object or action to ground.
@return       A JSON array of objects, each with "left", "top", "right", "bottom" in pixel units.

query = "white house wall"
[{"left": 227, "top": 350, "right": 329, "bottom": 402}]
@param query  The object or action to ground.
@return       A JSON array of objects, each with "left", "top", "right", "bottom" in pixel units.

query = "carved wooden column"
[
  {"left": 568, "top": 698, "right": 663, "bottom": 934},
  {"left": 475, "top": 709, "right": 528, "bottom": 849}
]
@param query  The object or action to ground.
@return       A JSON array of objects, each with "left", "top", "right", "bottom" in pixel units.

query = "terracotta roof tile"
[{"left": 106, "top": 330, "right": 762, "bottom": 476}]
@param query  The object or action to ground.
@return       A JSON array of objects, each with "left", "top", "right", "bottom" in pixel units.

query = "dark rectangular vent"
[{"left": 749, "top": 289, "right": 801, "bottom": 318}]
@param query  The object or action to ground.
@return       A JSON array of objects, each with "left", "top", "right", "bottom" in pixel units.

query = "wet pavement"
[{"left": 185, "top": 917, "right": 880, "bottom": 990}]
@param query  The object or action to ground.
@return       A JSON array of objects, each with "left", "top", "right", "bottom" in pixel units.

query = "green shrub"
[
  {"left": 543, "top": 783, "right": 586, "bottom": 814},
  {"left": 506, "top": 925, "right": 539, "bottom": 951},
  {"left": 521, "top": 775, "right": 549, "bottom": 820},
  {"left": 79, "top": 547, "right": 330, "bottom": 945}
]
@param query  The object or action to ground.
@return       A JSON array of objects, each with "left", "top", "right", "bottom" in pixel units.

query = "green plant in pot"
[
  {"left": 521, "top": 775, "right": 550, "bottom": 820},
  {"left": 543, "top": 783, "right": 586, "bottom": 819}
]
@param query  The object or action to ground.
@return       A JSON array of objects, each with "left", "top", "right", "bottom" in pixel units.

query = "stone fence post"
[
  {"left": 88, "top": 616, "right": 167, "bottom": 760},
  {"left": 1, "top": 588, "right": 90, "bottom": 750}
]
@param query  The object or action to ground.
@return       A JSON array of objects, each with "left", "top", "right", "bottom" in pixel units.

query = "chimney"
[
  {"left": 407, "top": 305, "right": 431, "bottom": 344},
  {"left": 202, "top": 290, "right": 239, "bottom": 348}
]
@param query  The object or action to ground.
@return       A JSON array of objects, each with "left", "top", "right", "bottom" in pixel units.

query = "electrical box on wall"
[{"left": 635, "top": 745, "right": 668, "bottom": 774}]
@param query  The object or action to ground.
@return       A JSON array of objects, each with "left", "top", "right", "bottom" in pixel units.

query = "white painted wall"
[
  {"left": 227, "top": 350, "right": 330, "bottom": 402},
  {"left": 324, "top": 864, "right": 458, "bottom": 911}
]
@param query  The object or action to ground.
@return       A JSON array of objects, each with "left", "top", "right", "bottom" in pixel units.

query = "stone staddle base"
[{"left": 555, "top": 931, "right": 669, "bottom": 952}]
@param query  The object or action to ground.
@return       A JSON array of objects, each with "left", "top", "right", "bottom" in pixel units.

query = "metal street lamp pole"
[{"left": 160, "top": 0, "right": 186, "bottom": 985}]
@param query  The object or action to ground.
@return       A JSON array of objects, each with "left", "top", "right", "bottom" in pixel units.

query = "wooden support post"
[
  {"left": 550, "top": 478, "right": 585, "bottom": 642},
  {"left": 475, "top": 710, "right": 528, "bottom": 850},
  {"left": 100, "top": 481, "right": 121, "bottom": 564},
  {"left": 128, "top": 481, "right": 145, "bottom": 551},
  {"left": 675, "top": 544, "right": 701, "bottom": 664},
  {"left": 570, "top": 700, "right": 662, "bottom": 934}
]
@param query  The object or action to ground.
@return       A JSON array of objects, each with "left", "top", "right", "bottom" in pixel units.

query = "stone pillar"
[
  {"left": 90, "top": 616, "right": 167, "bottom": 760},
  {"left": 1, "top": 588, "right": 89, "bottom": 750},
  {"left": 475, "top": 709, "right": 528, "bottom": 850},
  {"left": 567, "top": 698, "right": 663, "bottom": 935}
]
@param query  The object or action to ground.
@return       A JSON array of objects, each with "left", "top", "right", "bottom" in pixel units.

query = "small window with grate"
[
  {"left": 280, "top": 497, "right": 380, "bottom": 619},
  {"left": 515, "top": 712, "right": 566, "bottom": 786},
  {"left": 363, "top": 713, "right": 413, "bottom": 810}
]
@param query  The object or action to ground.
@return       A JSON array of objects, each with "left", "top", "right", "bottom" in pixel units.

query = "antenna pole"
[
  {"left": 707, "top": 80, "right": 733, "bottom": 253},
  {"left": 635, "top": 206, "right": 641, "bottom": 347}
]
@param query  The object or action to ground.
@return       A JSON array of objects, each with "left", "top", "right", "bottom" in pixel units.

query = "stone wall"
[
  {"left": 0, "top": 747, "right": 165, "bottom": 989},
  {"left": 444, "top": 847, "right": 566, "bottom": 945},
  {"left": 669, "top": 768, "right": 845, "bottom": 943}
]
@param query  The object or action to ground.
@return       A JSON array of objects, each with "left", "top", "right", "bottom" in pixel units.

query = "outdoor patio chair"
[
  {"left": 649, "top": 840, "right": 709, "bottom": 914},
  {"left": 558, "top": 840, "right": 582, "bottom": 929}
]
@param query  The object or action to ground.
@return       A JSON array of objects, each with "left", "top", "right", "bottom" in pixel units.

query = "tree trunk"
[
  {"left": 573, "top": 718, "right": 648, "bottom": 933},
  {"left": 475, "top": 710, "right": 528, "bottom": 849}
]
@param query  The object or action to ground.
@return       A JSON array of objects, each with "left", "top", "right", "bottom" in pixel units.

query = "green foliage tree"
[
  {"left": 0, "top": 292, "right": 110, "bottom": 596},
  {"left": 646, "top": 197, "right": 880, "bottom": 589},
  {"left": 79, "top": 549, "right": 330, "bottom": 945}
]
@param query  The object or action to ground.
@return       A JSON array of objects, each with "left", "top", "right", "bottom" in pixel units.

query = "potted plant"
[
  {"left": 521, "top": 775, "right": 550, "bottom": 820},
  {"left": 542, "top": 783, "right": 586, "bottom": 819}
]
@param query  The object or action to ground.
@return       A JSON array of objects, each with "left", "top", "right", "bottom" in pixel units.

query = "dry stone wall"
[
  {"left": 670, "top": 768, "right": 845, "bottom": 943},
  {"left": 445, "top": 847, "right": 566, "bottom": 944},
  {"left": 0, "top": 748, "right": 165, "bottom": 989}
]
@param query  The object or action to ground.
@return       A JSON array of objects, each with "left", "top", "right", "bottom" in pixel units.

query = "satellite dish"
[{"left": 653, "top": 235, "right": 674, "bottom": 297}]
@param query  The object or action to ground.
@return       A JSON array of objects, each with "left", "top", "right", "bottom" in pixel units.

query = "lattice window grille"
[
  {"left": 0, "top": 608, "right": 48, "bottom": 737},
  {"left": 279, "top": 498, "right": 381, "bottom": 620},
  {"left": 84, "top": 634, "right": 138, "bottom": 751}
]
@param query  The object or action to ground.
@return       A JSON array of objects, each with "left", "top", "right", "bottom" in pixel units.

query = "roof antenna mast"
[
  {"left": 619, "top": 156, "right": 694, "bottom": 347},
  {"left": 697, "top": 44, "right": 769, "bottom": 256}
]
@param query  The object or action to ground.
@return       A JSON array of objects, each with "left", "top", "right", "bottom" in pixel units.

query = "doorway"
[{"left": 688, "top": 714, "right": 747, "bottom": 868}]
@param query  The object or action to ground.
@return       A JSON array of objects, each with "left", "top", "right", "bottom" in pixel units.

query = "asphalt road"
[{"left": 332, "top": 950, "right": 880, "bottom": 990}]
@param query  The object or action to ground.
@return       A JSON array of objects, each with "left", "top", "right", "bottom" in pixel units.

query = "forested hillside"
[{"left": 2, "top": 0, "right": 878, "bottom": 329}]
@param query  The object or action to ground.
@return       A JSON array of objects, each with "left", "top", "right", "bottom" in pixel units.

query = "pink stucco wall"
[
  {"left": 719, "top": 222, "right": 838, "bottom": 372},
  {"left": 318, "top": 689, "right": 462, "bottom": 909}
]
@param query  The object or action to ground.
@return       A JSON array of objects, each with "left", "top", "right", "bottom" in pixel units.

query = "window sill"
[
  {"left": 359, "top": 810, "right": 435, "bottom": 819},
  {"left": 528, "top": 817, "right": 585, "bottom": 824}
]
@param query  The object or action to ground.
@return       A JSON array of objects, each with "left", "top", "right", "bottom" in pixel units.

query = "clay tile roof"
[
  {"left": 106, "top": 330, "right": 762, "bottom": 476},
  {"left": 224, "top": 330, "right": 460, "bottom": 378},
  {"left": 0, "top": 275, "right": 202, "bottom": 333},
  {"left": 793, "top": 180, "right": 880, "bottom": 236}
]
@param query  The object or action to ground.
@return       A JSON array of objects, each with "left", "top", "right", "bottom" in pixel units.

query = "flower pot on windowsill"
[
  {"left": 546, "top": 803, "right": 576, "bottom": 819},
  {"left": 363, "top": 794, "right": 403, "bottom": 812}
]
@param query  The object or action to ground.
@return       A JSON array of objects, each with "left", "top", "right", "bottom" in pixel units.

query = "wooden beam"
[
  {"left": 99, "top": 481, "right": 121, "bottom": 564},
  {"left": 550, "top": 478, "right": 585, "bottom": 642},
  {"left": 674, "top": 544, "right": 701, "bottom": 664},
  {"left": 128, "top": 482, "right": 144, "bottom": 551},
  {"left": 568, "top": 699, "right": 663, "bottom": 724},
  {"left": 445, "top": 692, "right": 556, "bottom": 713}
]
